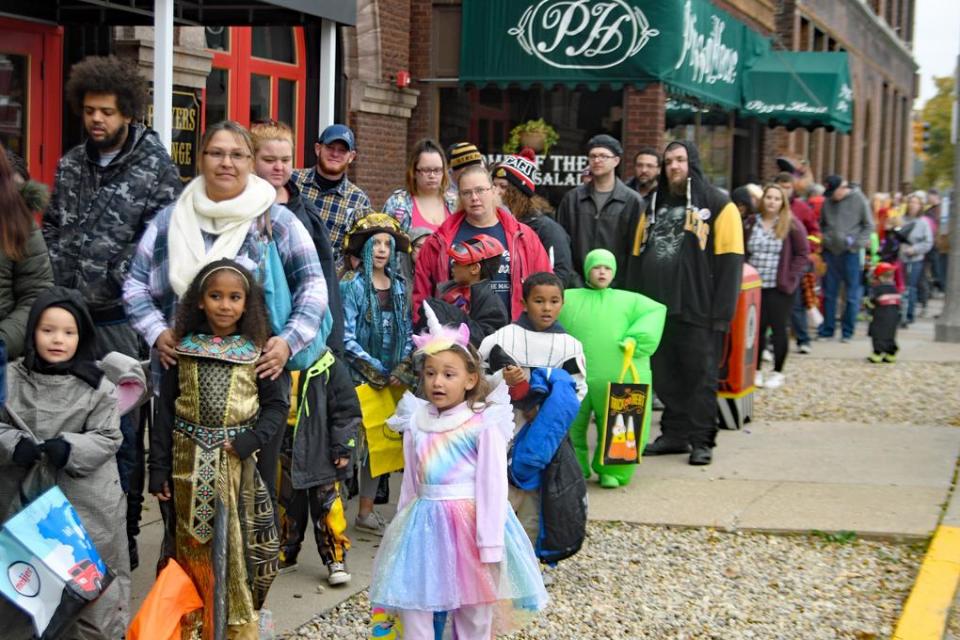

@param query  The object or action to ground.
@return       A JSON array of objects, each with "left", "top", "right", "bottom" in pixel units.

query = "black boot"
[{"left": 643, "top": 437, "right": 691, "bottom": 456}]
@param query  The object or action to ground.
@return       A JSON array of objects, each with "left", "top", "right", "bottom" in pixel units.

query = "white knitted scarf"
[{"left": 168, "top": 174, "right": 276, "bottom": 296}]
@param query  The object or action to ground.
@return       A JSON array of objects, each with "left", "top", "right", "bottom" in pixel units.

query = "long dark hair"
[
  {"left": 173, "top": 258, "right": 271, "bottom": 347},
  {"left": 0, "top": 143, "right": 33, "bottom": 261}
]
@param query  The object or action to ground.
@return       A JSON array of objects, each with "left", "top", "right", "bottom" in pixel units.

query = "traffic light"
[{"left": 922, "top": 121, "right": 931, "bottom": 153}]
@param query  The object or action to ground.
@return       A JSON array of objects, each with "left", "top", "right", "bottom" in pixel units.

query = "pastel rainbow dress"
[{"left": 369, "top": 384, "right": 547, "bottom": 632}]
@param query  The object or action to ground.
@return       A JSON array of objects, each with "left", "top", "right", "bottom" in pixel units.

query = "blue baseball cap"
[{"left": 318, "top": 124, "right": 356, "bottom": 150}]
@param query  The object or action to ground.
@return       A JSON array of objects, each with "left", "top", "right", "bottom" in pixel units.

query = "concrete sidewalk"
[
  {"left": 129, "top": 304, "right": 960, "bottom": 634},
  {"left": 588, "top": 420, "right": 960, "bottom": 539}
]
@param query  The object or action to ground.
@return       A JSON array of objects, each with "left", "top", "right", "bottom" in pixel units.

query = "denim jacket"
[{"left": 339, "top": 269, "right": 413, "bottom": 383}]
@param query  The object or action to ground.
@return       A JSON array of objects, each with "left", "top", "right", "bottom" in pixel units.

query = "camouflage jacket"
[{"left": 43, "top": 123, "right": 182, "bottom": 318}]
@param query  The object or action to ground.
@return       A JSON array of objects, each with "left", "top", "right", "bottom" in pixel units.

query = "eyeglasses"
[
  {"left": 204, "top": 150, "right": 251, "bottom": 163},
  {"left": 460, "top": 186, "right": 492, "bottom": 199},
  {"left": 416, "top": 168, "right": 444, "bottom": 176},
  {"left": 588, "top": 153, "right": 616, "bottom": 162}
]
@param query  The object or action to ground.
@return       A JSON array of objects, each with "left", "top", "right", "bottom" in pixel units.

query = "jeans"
[
  {"left": 903, "top": 260, "right": 925, "bottom": 323},
  {"left": 820, "top": 251, "right": 863, "bottom": 339},
  {"left": 791, "top": 287, "right": 810, "bottom": 346}
]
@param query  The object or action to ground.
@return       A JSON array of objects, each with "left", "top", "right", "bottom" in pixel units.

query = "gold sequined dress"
[{"left": 167, "top": 333, "right": 280, "bottom": 640}]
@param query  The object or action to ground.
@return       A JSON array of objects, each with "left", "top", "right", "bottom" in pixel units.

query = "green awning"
[
  {"left": 459, "top": 0, "right": 769, "bottom": 110},
  {"left": 741, "top": 51, "right": 853, "bottom": 132}
]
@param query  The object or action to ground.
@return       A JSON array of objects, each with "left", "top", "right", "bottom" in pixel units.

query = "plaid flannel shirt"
[
  {"left": 291, "top": 168, "right": 373, "bottom": 266},
  {"left": 122, "top": 202, "right": 328, "bottom": 356}
]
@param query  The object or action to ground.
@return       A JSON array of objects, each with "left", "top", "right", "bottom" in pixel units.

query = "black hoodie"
[
  {"left": 23, "top": 286, "right": 104, "bottom": 389},
  {"left": 623, "top": 141, "right": 743, "bottom": 331}
]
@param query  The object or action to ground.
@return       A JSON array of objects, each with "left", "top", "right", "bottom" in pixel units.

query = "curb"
[{"left": 892, "top": 525, "right": 960, "bottom": 639}]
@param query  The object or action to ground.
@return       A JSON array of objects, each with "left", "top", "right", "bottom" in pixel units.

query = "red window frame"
[
  {"left": 203, "top": 27, "right": 307, "bottom": 166},
  {"left": 0, "top": 18, "right": 63, "bottom": 187}
]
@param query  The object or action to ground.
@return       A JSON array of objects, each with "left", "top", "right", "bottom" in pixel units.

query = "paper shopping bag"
[
  {"left": 600, "top": 345, "right": 649, "bottom": 466},
  {"left": 356, "top": 384, "right": 406, "bottom": 477}
]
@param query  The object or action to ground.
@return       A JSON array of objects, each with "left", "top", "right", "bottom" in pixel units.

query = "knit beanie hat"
[
  {"left": 584, "top": 248, "right": 617, "bottom": 284},
  {"left": 586, "top": 134, "right": 623, "bottom": 157},
  {"left": 448, "top": 142, "right": 484, "bottom": 171},
  {"left": 493, "top": 147, "right": 539, "bottom": 197}
]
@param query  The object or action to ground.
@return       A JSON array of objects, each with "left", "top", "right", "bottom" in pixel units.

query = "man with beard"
[
  {"left": 43, "top": 55, "right": 182, "bottom": 569},
  {"left": 625, "top": 146, "right": 660, "bottom": 199},
  {"left": 292, "top": 124, "right": 373, "bottom": 267},
  {"left": 624, "top": 141, "right": 743, "bottom": 465}
]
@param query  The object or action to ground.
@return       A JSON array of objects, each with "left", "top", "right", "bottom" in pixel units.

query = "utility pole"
[{"left": 935, "top": 34, "right": 960, "bottom": 342}]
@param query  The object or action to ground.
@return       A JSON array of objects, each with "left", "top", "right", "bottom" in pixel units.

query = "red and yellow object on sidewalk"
[{"left": 718, "top": 263, "right": 761, "bottom": 429}]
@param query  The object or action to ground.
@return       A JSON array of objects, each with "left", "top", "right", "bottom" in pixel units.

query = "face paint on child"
[
  {"left": 522, "top": 284, "right": 564, "bottom": 331},
  {"left": 198, "top": 269, "right": 248, "bottom": 336},
  {"left": 422, "top": 350, "right": 478, "bottom": 411},
  {"left": 34, "top": 307, "right": 80, "bottom": 363},
  {"left": 589, "top": 265, "right": 614, "bottom": 289}
]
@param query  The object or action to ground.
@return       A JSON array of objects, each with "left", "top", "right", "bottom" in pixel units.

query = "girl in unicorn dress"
[{"left": 369, "top": 304, "right": 547, "bottom": 639}]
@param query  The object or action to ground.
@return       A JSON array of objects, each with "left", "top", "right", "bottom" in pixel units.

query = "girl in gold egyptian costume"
[{"left": 149, "top": 259, "right": 289, "bottom": 639}]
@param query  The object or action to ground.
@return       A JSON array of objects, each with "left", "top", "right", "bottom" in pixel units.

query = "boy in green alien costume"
[{"left": 558, "top": 249, "right": 666, "bottom": 488}]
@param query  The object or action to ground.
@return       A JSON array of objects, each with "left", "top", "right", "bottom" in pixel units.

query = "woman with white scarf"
[{"left": 123, "top": 120, "right": 327, "bottom": 513}]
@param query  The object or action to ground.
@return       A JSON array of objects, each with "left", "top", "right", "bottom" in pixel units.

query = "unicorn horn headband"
[{"left": 413, "top": 301, "right": 471, "bottom": 357}]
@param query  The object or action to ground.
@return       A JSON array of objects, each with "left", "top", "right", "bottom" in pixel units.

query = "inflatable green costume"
[{"left": 558, "top": 249, "right": 666, "bottom": 487}]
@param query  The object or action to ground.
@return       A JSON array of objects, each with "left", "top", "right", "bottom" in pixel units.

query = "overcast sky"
[{"left": 913, "top": 0, "right": 960, "bottom": 106}]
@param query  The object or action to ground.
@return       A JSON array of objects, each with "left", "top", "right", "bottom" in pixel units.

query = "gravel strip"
[
  {"left": 753, "top": 357, "right": 960, "bottom": 426},
  {"left": 282, "top": 522, "right": 921, "bottom": 640}
]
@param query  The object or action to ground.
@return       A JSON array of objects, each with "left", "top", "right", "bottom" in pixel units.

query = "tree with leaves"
[{"left": 917, "top": 75, "right": 956, "bottom": 191}]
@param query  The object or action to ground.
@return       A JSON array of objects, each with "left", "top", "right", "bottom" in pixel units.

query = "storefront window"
[
  {"left": 278, "top": 78, "right": 296, "bottom": 139},
  {"left": 252, "top": 27, "right": 294, "bottom": 64},
  {"left": 250, "top": 74, "right": 271, "bottom": 123},
  {"left": 667, "top": 98, "right": 734, "bottom": 191},
  {"left": 438, "top": 85, "right": 622, "bottom": 205},
  {"left": 205, "top": 68, "right": 228, "bottom": 127},
  {"left": 0, "top": 53, "right": 28, "bottom": 158}
]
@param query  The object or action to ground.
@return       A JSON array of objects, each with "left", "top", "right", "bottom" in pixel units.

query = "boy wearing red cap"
[{"left": 866, "top": 262, "right": 901, "bottom": 363}]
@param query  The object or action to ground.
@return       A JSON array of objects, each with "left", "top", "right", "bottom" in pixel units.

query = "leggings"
[
  {"left": 401, "top": 605, "right": 493, "bottom": 640},
  {"left": 758, "top": 288, "right": 793, "bottom": 372}
]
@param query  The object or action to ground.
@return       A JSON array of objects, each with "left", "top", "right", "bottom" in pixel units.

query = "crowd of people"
[{"left": 0, "top": 54, "right": 950, "bottom": 639}]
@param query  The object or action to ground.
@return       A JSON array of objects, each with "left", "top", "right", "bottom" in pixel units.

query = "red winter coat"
[
  {"left": 413, "top": 207, "right": 552, "bottom": 322},
  {"left": 790, "top": 196, "right": 821, "bottom": 254}
]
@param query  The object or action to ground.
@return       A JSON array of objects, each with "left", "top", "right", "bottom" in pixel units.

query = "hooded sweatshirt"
[
  {"left": 623, "top": 141, "right": 744, "bottom": 331},
  {"left": 820, "top": 187, "right": 875, "bottom": 255}
]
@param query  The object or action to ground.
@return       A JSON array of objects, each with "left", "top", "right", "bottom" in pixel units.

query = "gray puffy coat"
[{"left": 0, "top": 362, "right": 129, "bottom": 640}]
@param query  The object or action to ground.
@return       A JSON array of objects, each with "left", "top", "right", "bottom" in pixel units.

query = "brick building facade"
[{"left": 338, "top": 0, "right": 917, "bottom": 203}]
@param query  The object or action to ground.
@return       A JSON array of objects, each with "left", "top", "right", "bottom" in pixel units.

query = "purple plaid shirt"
[{"left": 122, "top": 202, "right": 327, "bottom": 356}]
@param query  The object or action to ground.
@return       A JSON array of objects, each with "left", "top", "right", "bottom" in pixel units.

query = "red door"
[
  {"left": 203, "top": 27, "right": 308, "bottom": 166},
  {"left": 0, "top": 18, "right": 63, "bottom": 186}
]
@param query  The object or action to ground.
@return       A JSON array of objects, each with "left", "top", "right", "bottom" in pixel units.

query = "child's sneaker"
[
  {"left": 326, "top": 562, "right": 351, "bottom": 586},
  {"left": 797, "top": 343, "right": 812, "bottom": 354},
  {"left": 867, "top": 353, "right": 884, "bottom": 364},
  {"left": 883, "top": 353, "right": 897, "bottom": 363},
  {"left": 355, "top": 511, "right": 386, "bottom": 536}
]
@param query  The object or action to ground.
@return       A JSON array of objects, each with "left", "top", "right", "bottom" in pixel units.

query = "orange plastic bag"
[{"left": 127, "top": 559, "right": 203, "bottom": 640}]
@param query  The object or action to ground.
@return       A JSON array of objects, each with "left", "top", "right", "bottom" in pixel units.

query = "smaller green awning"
[{"left": 741, "top": 51, "right": 853, "bottom": 133}]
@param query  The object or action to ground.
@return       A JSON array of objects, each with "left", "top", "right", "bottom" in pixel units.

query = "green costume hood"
[{"left": 584, "top": 249, "right": 617, "bottom": 288}]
